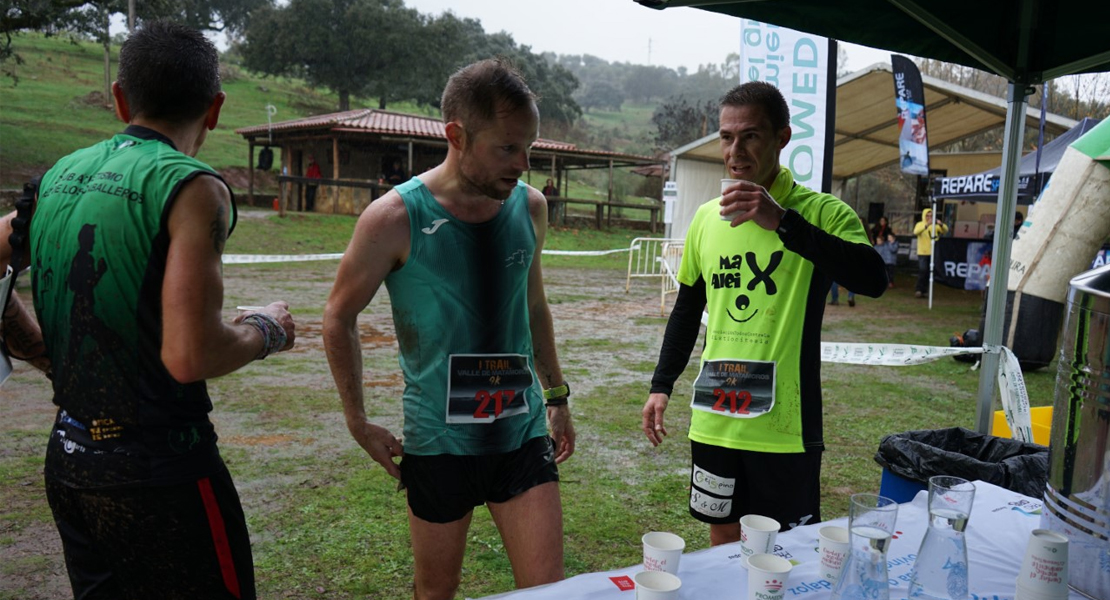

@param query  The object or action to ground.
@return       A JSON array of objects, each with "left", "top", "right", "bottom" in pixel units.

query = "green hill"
[
  {"left": 1, "top": 33, "right": 380, "bottom": 189},
  {"left": 0, "top": 33, "right": 662, "bottom": 201}
]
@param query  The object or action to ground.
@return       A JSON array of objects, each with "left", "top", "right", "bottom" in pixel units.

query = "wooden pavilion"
[{"left": 234, "top": 109, "right": 666, "bottom": 230}]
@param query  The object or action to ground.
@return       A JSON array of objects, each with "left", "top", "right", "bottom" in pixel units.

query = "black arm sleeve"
[
  {"left": 778, "top": 210, "right": 888, "bottom": 297},
  {"left": 649, "top": 277, "right": 707, "bottom": 396}
]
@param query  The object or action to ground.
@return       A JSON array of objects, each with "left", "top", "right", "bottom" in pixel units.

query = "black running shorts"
[
  {"left": 688, "top": 440, "right": 822, "bottom": 530},
  {"left": 401, "top": 435, "right": 559, "bottom": 524}
]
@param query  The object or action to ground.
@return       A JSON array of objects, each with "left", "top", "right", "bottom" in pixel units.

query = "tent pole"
[
  {"left": 928, "top": 194, "right": 936, "bottom": 310},
  {"left": 975, "top": 82, "right": 1030, "bottom": 434}
]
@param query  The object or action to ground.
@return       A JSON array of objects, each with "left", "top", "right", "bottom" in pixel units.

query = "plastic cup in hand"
[
  {"left": 740, "top": 514, "right": 780, "bottom": 568},
  {"left": 1015, "top": 529, "right": 1069, "bottom": 600},
  {"left": 720, "top": 178, "right": 742, "bottom": 221},
  {"left": 831, "top": 494, "right": 899, "bottom": 600},
  {"left": 908, "top": 476, "right": 975, "bottom": 600},
  {"left": 818, "top": 525, "right": 851, "bottom": 583},
  {"left": 746, "top": 553, "right": 793, "bottom": 600},
  {"left": 642, "top": 532, "right": 684, "bottom": 575},
  {"left": 633, "top": 570, "right": 681, "bottom": 600}
]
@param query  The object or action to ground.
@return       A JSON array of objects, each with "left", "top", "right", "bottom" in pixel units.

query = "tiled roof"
[{"left": 235, "top": 109, "right": 654, "bottom": 160}]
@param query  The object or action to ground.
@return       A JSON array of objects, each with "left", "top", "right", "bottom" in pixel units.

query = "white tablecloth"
[{"left": 474, "top": 481, "right": 1088, "bottom": 600}]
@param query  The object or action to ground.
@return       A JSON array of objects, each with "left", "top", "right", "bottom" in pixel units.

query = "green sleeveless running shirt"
[
  {"left": 32, "top": 125, "right": 236, "bottom": 488},
  {"left": 385, "top": 179, "right": 546, "bottom": 456}
]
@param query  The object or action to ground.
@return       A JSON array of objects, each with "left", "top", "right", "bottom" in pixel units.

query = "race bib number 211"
[{"left": 446, "top": 354, "right": 534, "bottom": 424}]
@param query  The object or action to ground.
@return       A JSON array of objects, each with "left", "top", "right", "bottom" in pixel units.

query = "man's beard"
[{"left": 457, "top": 160, "right": 516, "bottom": 201}]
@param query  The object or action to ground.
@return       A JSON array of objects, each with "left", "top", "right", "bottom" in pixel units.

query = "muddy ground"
[
  {"left": 0, "top": 259, "right": 698, "bottom": 598},
  {"left": 1, "top": 254, "right": 986, "bottom": 598}
]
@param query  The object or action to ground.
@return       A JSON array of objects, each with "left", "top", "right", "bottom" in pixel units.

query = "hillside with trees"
[{"left": 2, "top": 0, "right": 1106, "bottom": 203}]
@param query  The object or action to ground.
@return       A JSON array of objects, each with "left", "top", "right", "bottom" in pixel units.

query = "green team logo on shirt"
[{"left": 710, "top": 251, "right": 783, "bottom": 323}]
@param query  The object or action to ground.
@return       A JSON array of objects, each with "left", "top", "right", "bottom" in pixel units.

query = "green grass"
[
  {"left": 580, "top": 102, "right": 657, "bottom": 132},
  {"left": 0, "top": 33, "right": 342, "bottom": 186}
]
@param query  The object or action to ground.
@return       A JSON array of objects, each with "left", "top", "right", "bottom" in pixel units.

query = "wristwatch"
[
  {"left": 776, "top": 208, "right": 803, "bottom": 238},
  {"left": 543, "top": 382, "right": 570, "bottom": 406}
]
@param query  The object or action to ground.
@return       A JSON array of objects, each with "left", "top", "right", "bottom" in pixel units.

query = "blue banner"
[{"left": 891, "top": 55, "right": 930, "bottom": 176}]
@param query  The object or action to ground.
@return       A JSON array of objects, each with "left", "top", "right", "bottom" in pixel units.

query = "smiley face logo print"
[{"left": 711, "top": 251, "right": 783, "bottom": 324}]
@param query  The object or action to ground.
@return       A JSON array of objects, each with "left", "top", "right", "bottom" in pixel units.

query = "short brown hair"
[
  {"left": 118, "top": 20, "right": 221, "bottom": 123},
  {"left": 719, "top": 81, "right": 790, "bottom": 132},
  {"left": 441, "top": 58, "right": 536, "bottom": 131}
]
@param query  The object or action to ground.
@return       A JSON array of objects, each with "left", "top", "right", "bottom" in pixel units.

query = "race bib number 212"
[
  {"left": 446, "top": 354, "right": 534, "bottom": 424},
  {"left": 690, "top": 359, "right": 775, "bottom": 419}
]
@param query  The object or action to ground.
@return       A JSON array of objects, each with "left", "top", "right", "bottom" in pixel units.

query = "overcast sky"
[{"left": 403, "top": 0, "right": 892, "bottom": 73}]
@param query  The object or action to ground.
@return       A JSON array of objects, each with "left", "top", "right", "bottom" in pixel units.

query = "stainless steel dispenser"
[{"left": 1042, "top": 265, "right": 1110, "bottom": 599}]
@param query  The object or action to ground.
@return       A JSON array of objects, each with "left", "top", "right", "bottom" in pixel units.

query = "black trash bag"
[{"left": 874, "top": 427, "right": 1048, "bottom": 499}]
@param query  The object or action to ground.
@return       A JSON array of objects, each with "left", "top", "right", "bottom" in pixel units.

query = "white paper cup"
[
  {"left": 236, "top": 305, "right": 266, "bottom": 315},
  {"left": 817, "top": 525, "right": 851, "bottom": 583},
  {"left": 746, "top": 553, "right": 792, "bottom": 600},
  {"left": 1015, "top": 529, "right": 1069, "bottom": 597},
  {"left": 634, "top": 570, "right": 681, "bottom": 600},
  {"left": 1016, "top": 585, "right": 1071, "bottom": 600},
  {"left": 740, "top": 514, "right": 780, "bottom": 568},
  {"left": 720, "top": 178, "right": 742, "bottom": 220},
  {"left": 642, "top": 531, "right": 685, "bottom": 575}
]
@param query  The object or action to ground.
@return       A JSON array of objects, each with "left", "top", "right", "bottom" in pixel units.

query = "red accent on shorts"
[{"left": 198, "top": 477, "right": 242, "bottom": 599}]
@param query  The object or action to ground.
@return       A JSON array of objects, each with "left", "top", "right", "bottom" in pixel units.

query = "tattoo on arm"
[{"left": 210, "top": 204, "right": 228, "bottom": 254}]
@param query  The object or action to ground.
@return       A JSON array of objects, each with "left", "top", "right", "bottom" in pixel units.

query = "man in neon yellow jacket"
[{"left": 913, "top": 207, "right": 948, "bottom": 298}]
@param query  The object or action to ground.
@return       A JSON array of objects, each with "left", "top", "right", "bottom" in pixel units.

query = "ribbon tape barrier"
[
  {"left": 819, "top": 342, "right": 1033, "bottom": 443},
  {"left": 221, "top": 248, "right": 630, "bottom": 264}
]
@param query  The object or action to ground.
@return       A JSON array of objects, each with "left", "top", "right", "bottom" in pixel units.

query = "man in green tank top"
[
  {"left": 324, "top": 59, "right": 575, "bottom": 600},
  {"left": 1, "top": 21, "right": 296, "bottom": 599}
]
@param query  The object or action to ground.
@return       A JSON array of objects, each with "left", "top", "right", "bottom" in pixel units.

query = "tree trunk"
[
  {"left": 378, "top": 95, "right": 387, "bottom": 110},
  {"left": 338, "top": 90, "right": 350, "bottom": 111},
  {"left": 102, "top": 10, "right": 111, "bottom": 109}
]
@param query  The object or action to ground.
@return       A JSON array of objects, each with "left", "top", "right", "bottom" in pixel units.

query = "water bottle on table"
[
  {"left": 831, "top": 493, "right": 899, "bottom": 600},
  {"left": 908, "top": 476, "right": 975, "bottom": 600}
]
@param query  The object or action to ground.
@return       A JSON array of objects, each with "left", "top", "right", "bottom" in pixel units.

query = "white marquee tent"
[{"left": 665, "top": 62, "right": 1075, "bottom": 240}]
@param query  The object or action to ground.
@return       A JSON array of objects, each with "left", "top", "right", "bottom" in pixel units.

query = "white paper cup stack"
[
  {"left": 1015, "top": 529, "right": 1069, "bottom": 600},
  {"left": 739, "top": 514, "right": 780, "bottom": 568}
]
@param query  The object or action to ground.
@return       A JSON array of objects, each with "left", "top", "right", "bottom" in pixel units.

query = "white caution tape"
[
  {"left": 990, "top": 344, "right": 1034, "bottom": 444},
  {"left": 821, "top": 342, "right": 1034, "bottom": 444},
  {"left": 223, "top": 247, "right": 630, "bottom": 263},
  {"left": 542, "top": 248, "right": 631, "bottom": 256},
  {"left": 820, "top": 342, "right": 981, "bottom": 366},
  {"left": 223, "top": 253, "right": 344, "bottom": 264}
]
